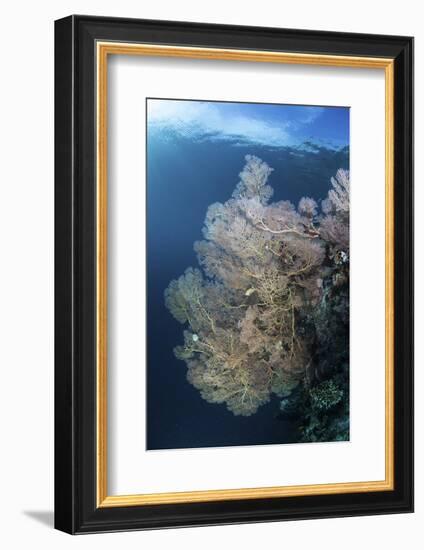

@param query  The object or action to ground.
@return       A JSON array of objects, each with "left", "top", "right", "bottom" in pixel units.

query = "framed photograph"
[{"left": 54, "top": 15, "right": 413, "bottom": 534}]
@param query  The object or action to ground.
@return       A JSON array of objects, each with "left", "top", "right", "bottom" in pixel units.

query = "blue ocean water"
[{"left": 146, "top": 131, "right": 349, "bottom": 450}]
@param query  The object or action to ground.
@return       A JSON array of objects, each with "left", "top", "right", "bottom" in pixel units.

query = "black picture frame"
[{"left": 55, "top": 14, "right": 414, "bottom": 534}]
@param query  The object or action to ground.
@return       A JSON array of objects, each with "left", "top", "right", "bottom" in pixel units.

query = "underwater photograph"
[{"left": 146, "top": 98, "right": 350, "bottom": 450}]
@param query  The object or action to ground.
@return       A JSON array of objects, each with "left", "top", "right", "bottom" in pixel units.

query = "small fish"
[{"left": 245, "top": 287, "right": 256, "bottom": 297}]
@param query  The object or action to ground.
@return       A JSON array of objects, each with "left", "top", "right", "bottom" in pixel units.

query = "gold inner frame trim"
[{"left": 96, "top": 41, "right": 395, "bottom": 508}]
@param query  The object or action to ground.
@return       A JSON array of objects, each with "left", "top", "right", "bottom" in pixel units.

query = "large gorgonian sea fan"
[{"left": 165, "top": 155, "right": 349, "bottom": 416}]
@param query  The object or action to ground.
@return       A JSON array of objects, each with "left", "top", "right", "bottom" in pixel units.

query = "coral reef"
[{"left": 165, "top": 154, "right": 349, "bottom": 431}]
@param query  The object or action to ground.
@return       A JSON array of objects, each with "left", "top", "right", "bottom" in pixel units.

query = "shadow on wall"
[{"left": 23, "top": 510, "right": 54, "bottom": 529}]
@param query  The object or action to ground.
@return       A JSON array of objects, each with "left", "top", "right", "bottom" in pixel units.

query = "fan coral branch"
[{"left": 165, "top": 155, "right": 350, "bottom": 416}]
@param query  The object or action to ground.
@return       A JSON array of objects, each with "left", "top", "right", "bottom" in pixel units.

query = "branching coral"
[
  {"left": 328, "top": 168, "right": 350, "bottom": 213},
  {"left": 165, "top": 155, "right": 350, "bottom": 417}
]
